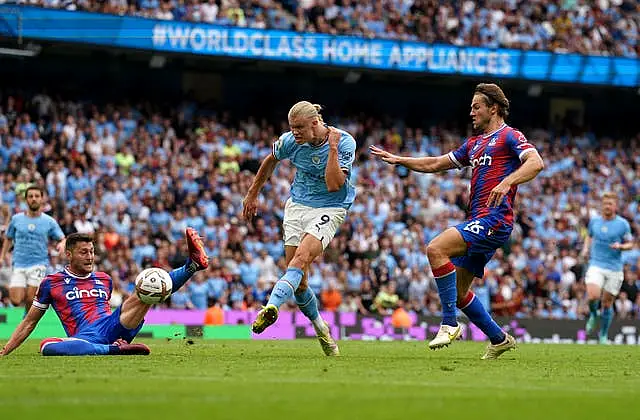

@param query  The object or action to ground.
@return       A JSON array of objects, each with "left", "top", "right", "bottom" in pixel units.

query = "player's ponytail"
[{"left": 288, "top": 101, "right": 324, "bottom": 123}]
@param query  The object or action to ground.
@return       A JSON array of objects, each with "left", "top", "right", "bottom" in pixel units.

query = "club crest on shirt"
[
  {"left": 28, "top": 224, "right": 36, "bottom": 231},
  {"left": 311, "top": 155, "right": 321, "bottom": 165}
]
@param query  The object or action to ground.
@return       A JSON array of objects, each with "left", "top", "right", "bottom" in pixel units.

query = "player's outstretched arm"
[
  {"left": 242, "top": 153, "right": 279, "bottom": 221},
  {"left": 369, "top": 146, "right": 456, "bottom": 173},
  {"left": 0, "top": 305, "right": 46, "bottom": 356}
]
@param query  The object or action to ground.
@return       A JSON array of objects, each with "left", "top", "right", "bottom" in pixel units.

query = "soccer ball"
[{"left": 135, "top": 268, "right": 173, "bottom": 305}]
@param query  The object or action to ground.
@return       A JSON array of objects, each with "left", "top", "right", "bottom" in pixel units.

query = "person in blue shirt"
[
  {"left": 242, "top": 101, "right": 357, "bottom": 357},
  {"left": 581, "top": 192, "right": 634, "bottom": 344},
  {"left": 0, "top": 185, "right": 66, "bottom": 308}
]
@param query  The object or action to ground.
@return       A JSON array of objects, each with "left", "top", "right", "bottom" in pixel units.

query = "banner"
[
  {"left": 3, "top": 308, "right": 640, "bottom": 345},
  {"left": 1, "top": 5, "right": 638, "bottom": 87}
]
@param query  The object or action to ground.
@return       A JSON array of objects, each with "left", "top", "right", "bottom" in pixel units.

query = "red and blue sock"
[
  {"left": 459, "top": 291, "right": 505, "bottom": 345},
  {"left": 432, "top": 262, "right": 458, "bottom": 327}
]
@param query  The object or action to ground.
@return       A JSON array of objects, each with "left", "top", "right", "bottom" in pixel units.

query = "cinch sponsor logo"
[
  {"left": 470, "top": 153, "right": 492, "bottom": 168},
  {"left": 65, "top": 287, "right": 108, "bottom": 301}
]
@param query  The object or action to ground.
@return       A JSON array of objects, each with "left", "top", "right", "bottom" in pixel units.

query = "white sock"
[{"left": 311, "top": 316, "right": 327, "bottom": 334}]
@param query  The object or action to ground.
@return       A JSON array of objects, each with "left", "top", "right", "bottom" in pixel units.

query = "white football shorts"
[
  {"left": 585, "top": 266, "right": 624, "bottom": 296},
  {"left": 10, "top": 265, "right": 47, "bottom": 288},
  {"left": 282, "top": 198, "right": 347, "bottom": 250}
]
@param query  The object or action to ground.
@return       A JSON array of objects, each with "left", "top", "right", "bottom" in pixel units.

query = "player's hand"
[
  {"left": 487, "top": 181, "right": 511, "bottom": 207},
  {"left": 327, "top": 126, "right": 341, "bottom": 149},
  {"left": 369, "top": 145, "right": 402, "bottom": 164},
  {"left": 610, "top": 242, "right": 622, "bottom": 250},
  {"left": 242, "top": 194, "right": 258, "bottom": 222},
  {"left": 56, "top": 241, "right": 65, "bottom": 255}
]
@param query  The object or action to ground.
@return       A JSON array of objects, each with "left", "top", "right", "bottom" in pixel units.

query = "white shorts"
[
  {"left": 585, "top": 266, "right": 624, "bottom": 296},
  {"left": 283, "top": 199, "right": 347, "bottom": 250},
  {"left": 10, "top": 265, "right": 47, "bottom": 288}
]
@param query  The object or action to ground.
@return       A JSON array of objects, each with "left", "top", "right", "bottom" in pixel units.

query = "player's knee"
[
  {"left": 291, "top": 250, "right": 313, "bottom": 268},
  {"left": 9, "top": 296, "right": 23, "bottom": 307},
  {"left": 426, "top": 242, "right": 443, "bottom": 262}
]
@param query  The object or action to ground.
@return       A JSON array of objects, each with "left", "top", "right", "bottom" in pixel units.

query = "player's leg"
[
  {"left": 253, "top": 235, "right": 324, "bottom": 333},
  {"left": 585, "top": 266, "right": 604, "bottom": 335},
  {"left": 253, "top": 199, "right": 304, "bottom": 334},
  {"left": 456, "top": 266, "right": 507, "bottom": 344},
  {"left": 426, "top": 227, "right": 467, "bottom": 348},
  {"left": 119, "top": 228, "right": 209, "bottom": 331},
  {"left": 9, "top": 268, "right": 27, "bottom": 307},
  {"left": 454, "top": 266, "right": 516, "bottom": 359},
  {"left": 39, "top": 337, "right": 135, "bottom": 356},
  {"left": 598, "top": 271, "right": 623, "bottom": 344}
]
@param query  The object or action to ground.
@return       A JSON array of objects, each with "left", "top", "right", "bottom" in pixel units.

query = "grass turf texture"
[{"left": 1, "top": 339, "right": 639, "bottom": 419}]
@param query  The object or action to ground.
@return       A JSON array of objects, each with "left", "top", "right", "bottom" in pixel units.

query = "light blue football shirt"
[
  {"left": 272, "top": 129, "right": 357, "bottom": 209},
  {"left": 588, "top": 215, "right": 632, "bottom": 272},
  {"left": 5, "top": 213, "right": 65, "bottom": 268}
]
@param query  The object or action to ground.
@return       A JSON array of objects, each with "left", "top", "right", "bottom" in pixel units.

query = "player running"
[
  {"left": 242, "top": 101, "right": 357, "bottom": 356},
  {"left": 581, "top": 192, "right": 634, "bottom": 344},
  {"left": 0, "top": 185, "right": 65, "bottom": 308},
  {"left": 0, "top": 228, "right": 208, "bottom": 356},
  {"left": 371, "top": 83, "right": 544, "bottom": 359}
]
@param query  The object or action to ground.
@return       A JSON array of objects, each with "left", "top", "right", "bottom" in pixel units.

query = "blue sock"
[
  {"left": 459, "top": 291, "right": 505, "bottom": 345},
  {"left": 589, "top": 299, "right": 600, "bottom": 317},
  {"left": 433, "top": 262, "right": 458, "bottom": 326},
  {"left": 170, "top": 259, "right": 196, "bottom": 293},
  {"left": 599, "top": 306, "right": 613, "bottom": 340},
  {"left": 41, "top": 339, "right": 116, "bottom": 356},
  {"left": 268, "top": 268, "right": 304, "bottom": 309},
  {"left": 295, "top": 287, "right": 320, "bottom": 322}
]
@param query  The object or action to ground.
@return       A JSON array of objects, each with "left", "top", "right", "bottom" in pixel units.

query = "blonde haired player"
[
  {"left": 242, "top": 101, "right": 357, "bottom": 356},
  {"left": 581, "top": 192, "right": 634, "bottom": 344}
]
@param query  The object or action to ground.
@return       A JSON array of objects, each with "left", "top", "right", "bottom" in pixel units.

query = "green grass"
[{"left": 1, "top": 339, "right": 639, "bottom": 419}]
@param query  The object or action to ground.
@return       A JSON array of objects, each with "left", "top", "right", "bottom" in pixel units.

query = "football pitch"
[{"left": 1, "top": 339, "right": 639, "bottom": 419}]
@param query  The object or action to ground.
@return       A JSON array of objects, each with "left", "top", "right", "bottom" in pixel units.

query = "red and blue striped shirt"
[
  {"left": 33, "top": 268, "right": 113, "bottom": 337},
  {"left": 448, "top": 124, "right": 537, "bottom": 227}
]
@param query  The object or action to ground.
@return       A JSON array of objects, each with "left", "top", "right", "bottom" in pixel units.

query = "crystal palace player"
[
  {"left": 0, "top": 229, "right": 209, "bottom": 356},
  {"left": 371, "top": 83, "right": 544, "bottom": 359}
]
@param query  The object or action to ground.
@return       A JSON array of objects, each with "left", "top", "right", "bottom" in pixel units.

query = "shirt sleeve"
[
  {"left": 272, "top": 133, "right": 294, "bottom": 161},
  {"left": 448, "top": 139, "right": 471, "bottom": 169},
  {"left": 32, "top": 277, "right": 52, "bottom": 311},
  {"left": 338, "top": 134, "right": 357, "bottom": 173},
  {"left": 5, "top": 216, "right": 16, "bottom": 240},
  {"left": 587, "top": 219, "right": 595, "bottom": 238},
  {"left": 623, "top": 220, "right": 633, "bottom": 242},
  {"left": 49, "top": 218, "right": 65, "bottom": 241},
  {"left": 506, "top": 129, "right": 537, "bottom": 161}
]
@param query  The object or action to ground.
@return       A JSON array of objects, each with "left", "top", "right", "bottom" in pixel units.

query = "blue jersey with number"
[
  {"left": 272, "top": 128, "right": 357, "bottom": 209},
  {"left": 5, "top": 213, "right": 65, "bottom": 268},
  {"left": 588, "top": 215, "right": 632, "bottom": 272}
]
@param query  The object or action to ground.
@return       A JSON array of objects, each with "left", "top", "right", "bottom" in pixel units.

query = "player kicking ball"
[
  {"left": 371, "top": 83, "right": 544, "bottom": 359},
  {"left": 242, "top": 101, "right": 357, "bottom": 356},
  {"left": 0, "top": 228, "right": 209, "bottom": 356}
]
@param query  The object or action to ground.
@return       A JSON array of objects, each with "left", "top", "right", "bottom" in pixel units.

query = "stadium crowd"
[
  {"left": 0, "top": 90, "right": 639, "bottom": 322},
  {"left": 14, "top": 0, "right": 640, "bottom": 58}
]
